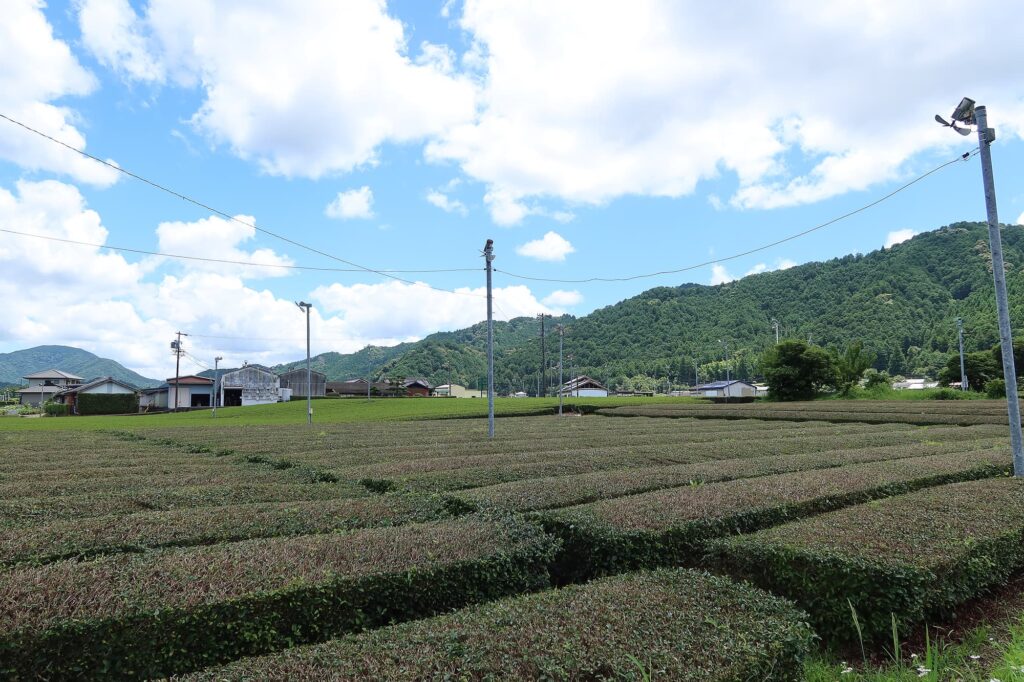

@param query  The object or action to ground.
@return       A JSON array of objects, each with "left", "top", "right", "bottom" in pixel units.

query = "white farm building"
[{"left": 557, "top": 376, "right": 609, "bottom": 398}]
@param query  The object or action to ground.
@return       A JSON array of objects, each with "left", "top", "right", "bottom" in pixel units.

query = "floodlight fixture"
[{"left": 935, "top": 97, "right": 977, "bottom": 136}]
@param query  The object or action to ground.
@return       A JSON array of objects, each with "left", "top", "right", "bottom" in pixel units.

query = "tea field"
[{"left": 1, "top": 401, "right": 1023, "bottom": 679}]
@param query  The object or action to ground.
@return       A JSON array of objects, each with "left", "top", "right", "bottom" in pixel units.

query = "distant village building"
[
  {"left": 893, "top": 378, "right": 939, "bottom": 390},
  {"left": 219, "top": 365, "right": 281, "bottom": 406},
  {"left": 278, "top": 368, "right": 326, "bottom": 398},
  {"left": 54, "top": 377, "right": 137, "bottom": 414},
  {"left": 138, "top": 375, "right": 214, "bottom": 410},
  {"left": 558, "top": 376, "right": 609, "bottom": 398},
  {"left": 403, "top": 379, "right": 433, "bottom": 397},
  {"left": 326, "top": 379, "right": 391, "bottom": 397},
  {"left": 17, "top": 369, "right": 84, "bottom": 406},
  {"left": 696, "top": 380, "right": 756, "bottom": 399},
  {"left": 433, "top": 383, "right": 472, "bottom": 398}
]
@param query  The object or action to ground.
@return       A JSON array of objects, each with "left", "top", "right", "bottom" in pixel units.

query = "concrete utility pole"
[
  {"left": 694, "top": 358, "right": 699, "bottom": 387},
  {"left": 295, "top": 301, "right": 313, "bottom": 425},
  {"left": 937, "top": 98, "right": 1024, "bottom": 475},
  {"left": 171, "top": 331, "right": 187, "bottom": 412},
  {"left": 212, "top": 356, "right": 222, "bottom": 417},
  {"left": 957, "top": 317, "right": 968, "bottom": 391},
  {"left": 976, "top": 105, "right": 1024, "bottom": 475},
  {"left": 537, "top": 313, "right": 549, "bottom": 397},
  {"left": 484, "top": 239, "right": 495, "bottom": 438},
  {"left": 556, "top": 325, "right": 565, "bottom": 416},
  {"left": 771, "top": 318, "right": 780, "bottom": 344}
]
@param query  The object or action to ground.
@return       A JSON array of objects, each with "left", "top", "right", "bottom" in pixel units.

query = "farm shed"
[
  {"left": 433, "top": 384, "right": 473, "bottom": 398},
  {"left": 167, "top": 375, "right": 215, "bottom": 409},
  {"left": 327, "top": 379, "right": 391, "bottom": 397},
  {"left": 55, "top": 377, "right": 137, "bottom": 415},
  {"left": 696, "top": 380, "right": 756, "bottom": 399},
  {"left": 558, "top": 376, "right": 609, "bottom": 398},
  {"left": 404, "top": 379, "right": 433, "bottom": 397},
  {"left": 279, "top": 368, "right": 326, "bottom": 398},
  {"left": 219, "top": 365, "right": 281, "bottom": 407}
]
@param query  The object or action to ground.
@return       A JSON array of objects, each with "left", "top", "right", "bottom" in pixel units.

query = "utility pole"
[
  {"left": 719, "top": 340, "right": 730, "bottom": 382},
  {"left": 212, "top": 356, "right": 222, "bottom": 417},
  {"left": 295, "top": 301, "right": 313, "bottom": 425},
  {"left": 444, "top": 361, "right": 452, "bottom": 397},
  {"left": 537, "top": 313, "right": 549, "bottom": 397},
  {"left": 694, "top": 358, "right": 699, "bottom": 387},
  {"left": 567, "top": 353, "right": 576, "bottom": 397},
  {"left": 484, "top": 239, "right": 495, "bottom": 438},
  {"left": 556, "top": 325, "right": 564, "bottom": 416},
  {"left": 171, "top": 331, "right": 187, "bottom": 412},
  {"left": 957, "top": 318, "right": 968, "bottom": 391},
  {"left": 976, "top": 105, "right": 1024, "bottom": 475},
  {"left": 771, "top": 318, "right": 780, "bottom": 344}
]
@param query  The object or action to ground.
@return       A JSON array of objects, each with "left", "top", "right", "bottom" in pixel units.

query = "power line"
[
  {"left": 0, "top": 112, "right": 483, "bottom": 298},
  {"left": 0, "top": 227, "right": 480, "bottom": 275},
  {"left": 496, "top": 149, "right": 979, "bottom": 284}
]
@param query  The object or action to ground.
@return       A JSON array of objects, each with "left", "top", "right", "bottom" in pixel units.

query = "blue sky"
[{"left": 1, "top": 0, "right": 1023, "bottom": 378}]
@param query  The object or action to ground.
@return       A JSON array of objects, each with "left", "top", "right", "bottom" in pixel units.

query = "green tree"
[
  {"left": 938, "top": 351, "right": 997, "bottom": 391},
  {"left": 834, "top": 341, "right": 876, "bottom": 396},
  {"left": 761, "top": 341, "right": 836, "bottom": 401},
  {"left": 862, "top": 368, "right": 892, "bottom": 390}
]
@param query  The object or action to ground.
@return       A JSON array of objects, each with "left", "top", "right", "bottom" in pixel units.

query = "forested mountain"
[
  {"left": 7, "top": 222, "right": 1018, "bottom": 394},
  {"left": 274, "top": 221, "right": 1024, "bottom": 393},
  {"left": 0, "top": 346, "right": 161, "bottom": 388}
]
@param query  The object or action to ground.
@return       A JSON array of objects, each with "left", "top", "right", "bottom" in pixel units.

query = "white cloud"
[
  {"left": 745, "top": 263, "right": 768, "bottom": 276},
  {"left": 885, "top": 229, "right": 917, "bottom": 248},
  {"left": 516, "top": 231, "right": 575, "bottom": 262},
  {"left": 710, "top": 264, "right": 735, "bottom": 285},
  {"left": 423, "top": 1, "right": 1024, "bottom": 214},
  {"left": 0, "top": 1, "right": 118, "bottom": 185},
  {"left": 80, "top": 0, "right": 477, "bottom": 177},
  {"left": 426, "top": 190, "right": 467, "bottom": 216},
  {"left": 154, "top": 214, "right": 294, "bottom": 278},
  {"left": 542, "top": 290, "right": 583, "bottom": 309},
  {"left": 77, "top": 0, "right": 165, "bottom": 82},
  {"left": 0, "top": 179, "right": 564, "bottom": 378},
  {"left": 325, "top": 187, "right": 374, "bottom": 220},
  {"left": 1016, "top": 211, "right": 1024, "bottom": 226},
  {"left": 777, "top": 259, "right": 797, "bottom": 270}
]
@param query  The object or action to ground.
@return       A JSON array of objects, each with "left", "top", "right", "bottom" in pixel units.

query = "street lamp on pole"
[
  {"left": 956, "top": 318, "right": 967, "bottom": 392},
  {"left": 213, "top": 356, "right": 223, "bottom": 417},
  {"left": 937, "top": 97, "right": 1024, "bottom": 476},
  {"left": 295, "top": 301, "right": 313, "bottom": 425}
]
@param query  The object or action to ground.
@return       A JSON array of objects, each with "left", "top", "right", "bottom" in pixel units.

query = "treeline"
[{"left": 280, "top": 222, "right": 1024, "bottom": 391}]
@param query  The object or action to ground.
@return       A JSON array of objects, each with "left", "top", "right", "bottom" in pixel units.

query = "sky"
[{"left": 1, "top": 0, "right": 1024, "bottom": 380}]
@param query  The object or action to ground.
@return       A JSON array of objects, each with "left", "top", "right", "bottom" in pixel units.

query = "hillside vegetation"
[{"left": 284, "top": 222, "right": 1024, "bottom": 390}]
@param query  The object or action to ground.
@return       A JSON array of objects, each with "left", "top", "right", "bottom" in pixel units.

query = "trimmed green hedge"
[
  {"left": 182, "top": 569, "right": 814, "bottom": 681},
  {"left": 537, "top": 451, "right": 1008, "bottom": 583},
  {"left": 0, "top": 515, "right": 557, "bottom": 679},
  {"left": 451, "top": 438, "right": 1005, "bottom": 512},
  {"left": 0, "top": 492, "right": 466, "bottom": 566},
  {"left": 77, "top": 393, "right": 139, "bottom": 415},
  {"left": 706, "top": 477, "right": 1024, "bottom": 643}
]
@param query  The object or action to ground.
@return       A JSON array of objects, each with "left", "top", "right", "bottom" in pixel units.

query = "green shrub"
[
  {"left": 706, "top": 478, "right": 1024, "bottom": 644},
  {"left": 537, "top": 451, "right": 1008, "bottom": 583},
  {"left": 928, "top": 387, "right": 966, "bottom": 400},
  {"left": 42, "top": 402, "right": 68, "bottom": 417},
  {"left": 76, "top": 393, "right": 139, "bottom": 415},
  {"left": 986, "top": 378, "right": 1007, "bottom": 398},
  {"left": 182, "top": 569, "right": 814, "bottom": 682},
  {"left": 0, "top": 515, "right": 558, "bottom": 679}
]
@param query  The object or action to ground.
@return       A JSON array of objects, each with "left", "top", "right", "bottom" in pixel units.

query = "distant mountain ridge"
[
  {"left": 0, "top": 346, "right": 161, "bottom": 388},
  {"left": 4, "top": 222, "right": 1020, "bottom": 393}
]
